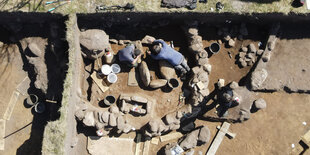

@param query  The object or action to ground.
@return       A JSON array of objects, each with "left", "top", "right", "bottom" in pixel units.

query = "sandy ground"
[{"left": 0, "top": 44, "right": 38, "bottom": 155}]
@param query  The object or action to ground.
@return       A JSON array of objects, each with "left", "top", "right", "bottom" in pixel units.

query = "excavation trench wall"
[{"left": 4, "top": 12, "right": 306, "bottom": 155}]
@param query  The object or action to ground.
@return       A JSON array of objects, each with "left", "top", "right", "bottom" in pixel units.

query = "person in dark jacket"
[
  {"left": 118, "top": 44, "right": 142, "bottom": 68},
  {"left": 147, "top": 39, "right": 190, "bottom": 76}
]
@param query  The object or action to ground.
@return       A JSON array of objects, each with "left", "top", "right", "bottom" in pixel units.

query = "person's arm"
[
  {"left": 131, "top": 53, "right": 142, "bottom": 64},
  {"left": 153, "top": 39, "right": 167, "bottom": 47}
]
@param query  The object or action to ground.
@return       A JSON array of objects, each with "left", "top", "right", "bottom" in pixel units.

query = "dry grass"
[
  {"left": 0, "top": 0, "right": 308, "bottom": 14},
  {"left": 41, "top": 13, "right": 76, "bottom": 155}
]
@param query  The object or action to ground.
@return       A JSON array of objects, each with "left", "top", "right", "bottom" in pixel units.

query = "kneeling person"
[
  {"left": 148, "top": 40, "right": 190, "bottom": 75},
  {"left": 118, "top": 44, "right": 142, "bottom": 68}
]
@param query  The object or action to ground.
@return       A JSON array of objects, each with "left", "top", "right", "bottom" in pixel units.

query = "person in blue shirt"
[
  {"left": 147, "top": 39, "right": 190, "bottom": 76},
  {"left": 118, "top": 44, "right": 142, "bottom": 68}
]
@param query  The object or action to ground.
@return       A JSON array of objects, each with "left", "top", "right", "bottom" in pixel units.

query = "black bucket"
[
  {"left": 209, "top": 42, "right": 220, "bottom": 54},
  {"left": 26, "top": 94, "right": 38, "bottom": 106},
  {"left": 34, "top": 102, "right": 46, "bottom": 114},
  {"left": 104, "top": 95, "right": 116, "bottom": 106},
  {"left": 167, "top": 78, "right": 179, "bottom": 89}
]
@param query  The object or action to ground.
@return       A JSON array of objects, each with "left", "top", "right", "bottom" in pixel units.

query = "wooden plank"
[
  {"left": 160, "top": 132, "right": 183, "bottom": 142},
  {"left": 135, "top": 134, "right": 142, "bottom": 155},
  {"left": 151, "top": 137, "right": 159, "bottom": 145},
  {"left": 142, "top": 140, "right": 150, "bottom": 155},
  {"left": 90, "top": 72, "right": 109, "bottom": 93},
  {"left": 206, "top": 122, "right": 231, "bottom": 155},
  {"left": 0, "top": 119, "right": 5, "bottom": 150},
  {"left": 3, "top": 91, "right": 20, "bottom": 120}
]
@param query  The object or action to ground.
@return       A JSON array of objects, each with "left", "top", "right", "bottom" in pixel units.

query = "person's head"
[
  {"left": 134, "top": 49, "right": 141, "bottom": 58},
  {"left": 222, "top": 90, "right": 233, "bottom": 103},
  {"left": 150, "top": 42, "right": 162, "bottom": 55}
]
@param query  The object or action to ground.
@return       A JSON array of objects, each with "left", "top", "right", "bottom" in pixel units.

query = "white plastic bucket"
[
  {"left": 107, "top": 73, "right": 117, "bottom": 83},
  {"left": 101, "top": 64, "right": 112, "bottom": 75},
  {"left": 111, "top": 64, "right": 121, "bottom": 74}
]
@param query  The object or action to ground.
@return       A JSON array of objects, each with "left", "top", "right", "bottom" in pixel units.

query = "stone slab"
[
  {"left": 128, "top": 71, "right": 139, "bottom": 87},
  {"left": 0, "top": 119, "right": 5, "bottom": 150},
  {"left": 87, "top": 136, "right": 134, "bottom": 155},
  {"left": 151, "top": 137, "right": 159, "bottom": 145},
  {"left": 142, "top": 140, "right": 150, "bottom": 155},
  {"left": 90, "top": 72, "right": 109, "bottom": 93},
  {"left": 207, "top": 122, "right": 230, "bottom": 155},
  {"left": 160, "top": 132, "right": 183, "bottom": 142},
  {"left": 3, "top": 91, "right": 20, "bottom": 121}
]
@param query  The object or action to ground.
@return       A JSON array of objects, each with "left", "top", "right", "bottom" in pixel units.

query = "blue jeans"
[{"left": 174, "top": 58, "right": 190, "bottom": 73}]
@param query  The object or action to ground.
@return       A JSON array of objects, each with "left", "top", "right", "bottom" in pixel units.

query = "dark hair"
[
  {"left": 134, "top": 49, "right": 141, "bottom": 56},
  {"left": 150, "top": 42, "right": 161, "bottom": 55}
]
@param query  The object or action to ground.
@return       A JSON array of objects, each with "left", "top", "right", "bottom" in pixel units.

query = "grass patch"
[{"left": 41, "top": 13, "right": 76, "bottom": 155}]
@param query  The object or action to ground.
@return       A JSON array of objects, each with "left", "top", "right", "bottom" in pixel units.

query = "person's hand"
[{"left": 147, "top": 38, "right": 155, "bottom": 44}]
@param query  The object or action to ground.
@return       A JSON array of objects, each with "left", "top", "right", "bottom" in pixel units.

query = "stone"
[
  {"left": 118, "top": 40, "right": 124, "bottom": 45},
  {"left": 139, "top": 61, "right": 151, "bottom": 86},
  {"left": 169, "top": 124, "right": 180, "bottom": 130},
  {"left": 117, "top": 115, "right": 126, "bottom": 129},
  {"left": 192, "top": 78, "right": 199, "bottom": 83},
  {"left": 149, "top": 79, "right": 168, "bottom": 88},
  {"left": 192, "top": 66, "right": 202, "bottom": 74},
  {"left": 188, "top": 28, "right": 198, "bottom": 36},
  {"left": 109, "top": 113, "right": 117, "bottom": 127},
  {"left": 198, "top": 72, "right": 209, "bottom": 83},
  {"left": 239, "top": 109, "right": 250, "bottom": 122},
  {"left": 229, "top": 81, "right": 239, "bottom": 89},
  {"left": 109, "top": 39, "right": 118, "bottom": 44},
  {"left": 248, "top": 43, "right": 256, "bottom": 53},
  {"left": 202, "top": 64, "right": 212, "bottom": 74},
  {"left": 83, "top": 111, "right": 95, "bottom": 127},
  {"left": 186, "top": 150, "right": 195, "bottom": 155},
  {"left": 240, "top": 60, "right": 247, "bottom": 67},
  {"left": 141, "top": 35, "right": 156, "bottom": 44},
  {"left": 254, "top": 98, "right": 267, "bottom": 109},
  {"left": 198, "top": 50, "right": 208, "bottom": 58},
  {"left": 123, "top": 40, "right": 132, "bottom": 44},
  {"left": 95, "top": 122, "right": 105, "bottom": 130},
  {"left": 257, "top": 49, "right": 264, "bottom": 56},
  {"left": 198, "top": 126, "right": 211, "bottom": 144},
  {"left": 120, "top": 94, "right": 131, "bottom": 102},
  {"left": 217, "top": 39, "right": 222, "bottom": 44},
  {"left": 239, "top": 23, "right": 248, "bottom": 36},
  {"left": 165, "top": 113, "right": 179, "bottom": 125},
  {"left": 223, "top": 33, "right": 231, "bottom": 41},
  {"left": 267, "top": 40, "right": 276, "bottom": 51},
  {"left": 28, "top": 43, "right": 44, "bottom": 57},
  {"left": 0, "top": 41, "right": 3, "bottom": 47},
  {"left": 75, "top": 109, "right": 85, "bottom": 121},
  {"left": 196, "top": 82, "right": 205, "bottom": 90},
  {"left": 123, "top": 124, "right": 133, "bottom": 133},
  {"left": 189, "top": 43, "right": 203, "bottom": 53},
  {"left": 239, "top": 52, "right": 246, "bottom": 58},
  {"left": 101, "top": 111, "right": 110, "bottom": 123},
  {"left": 262, "top": 52, "right": 271, "bottom": 62},
  {"left": 80, "top": 29, "right": 112, "bottom": 59},
  {"left": 251, "top": 69, "right": 268, "bottom": 90},
  {"left": 149, "top": 120, "right": 160, "bottom": 132},
  {"left": 190, "top": 35, "right": 203, "bottom": 45},
  {"left": 247, "top": 59, "right": 254, "bottom": 66},
  {"left": 228, "top": 39, "right": 235, "bottom": 47},
  {"left": 198, "top": 58, "right": 209, "bottom": 66},
  {"left": 97, "top": 111, "right": 104, "bottom": 123},
  {"left": 246, "top": 53, "right": 255, "bottom": 60},
  {"left": 131, "top": 96, "right": 148, "bottom": 103},
  {"left": 109, "top": 105, "right": 120, "bottom": 114},
  {"left": 164, "top": 143, "right": 179, "bottom": 155},
  {"left": 199, "top": 88, "right": 209, "bottom": 97},
  {"left": 241, "top": 47, "right": 248, "bottom": 53},
  {"left": 217, "top": 79, "right": 225, "bottom": 89},
  {"left": 179, "top": 129, "right": 200, "bottom": 150},
  {"left": 159, "top": 60, "right": 176, "bottom": 80}
]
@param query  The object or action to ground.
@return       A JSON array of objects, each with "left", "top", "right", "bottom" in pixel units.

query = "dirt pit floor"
[{"left": 0, "top": 16, "right": 68, "bottom": 154}]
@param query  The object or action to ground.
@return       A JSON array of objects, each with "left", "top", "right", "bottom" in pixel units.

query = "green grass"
[{"left": 41, "top": 13, "right": 76, "bottom": 155}]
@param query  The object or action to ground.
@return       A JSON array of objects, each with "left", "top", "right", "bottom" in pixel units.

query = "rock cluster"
[
  {"left": 144, "top": 104, "right": 192, "bottom": 137},
  {"left": 179, "top": 126, "right": 211, "bottom": 150},
  {"left": 119, "top": 94, "right": 153, "bottom": 115},
  {"left": 238, "top": 43, "right": 263, "bottom": 68},
  {"left": 80, "top": 29, "right": 113, "bottom": 60},
  {"left": 217, "top": 23, "right": 248, "bottom": 48},
  {"left": 183, "top": 22, "right": 211, "bottom": 106},
  {"left": 75, "top": 101, "right": 134, "bottom": 136}
]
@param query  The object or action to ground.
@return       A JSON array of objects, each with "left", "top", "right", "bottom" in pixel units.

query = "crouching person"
[
  {"left": 118, "top": 44, "right": 142, "bottom": 68},
  {"left": 147, "top": 39, "right": 190, "bottom": 78}
]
